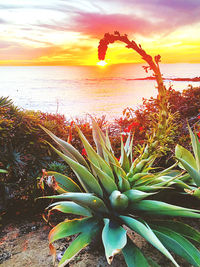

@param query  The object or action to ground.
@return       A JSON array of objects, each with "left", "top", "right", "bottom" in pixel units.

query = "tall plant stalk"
[{"left": 98, "top": 31, "right": 172, "bottom": 156}]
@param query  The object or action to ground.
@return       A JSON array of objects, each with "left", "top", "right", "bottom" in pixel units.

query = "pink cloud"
[{"left": 72, "top": 13, "right": 157, "bottom": 37}]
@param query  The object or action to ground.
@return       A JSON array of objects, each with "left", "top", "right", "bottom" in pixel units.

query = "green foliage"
[
  {"left": 175, "top": 124, "right": 200, "bottom": 198},
  {"left": 47, "top": 161, "right": 69, "bottom": 174},
  {"left": 39, "top": 122, "right": 200, "bottom": 267}
]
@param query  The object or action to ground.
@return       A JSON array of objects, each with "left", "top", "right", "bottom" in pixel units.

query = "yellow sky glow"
[{"left": 0, "top": 1, "right": 200, "bottom": 66}]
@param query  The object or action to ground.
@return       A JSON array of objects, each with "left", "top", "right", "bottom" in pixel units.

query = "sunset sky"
[{"left": 0, "top": 0, "right": 200, "bottom": 66}]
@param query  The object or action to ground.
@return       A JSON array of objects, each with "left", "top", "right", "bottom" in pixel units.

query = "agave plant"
[
  {"left": 175, "top": 124, "right": 200, "bottom": 198},
  {"left": 39, "top": 121, "right": 200, "bottom": 267}
]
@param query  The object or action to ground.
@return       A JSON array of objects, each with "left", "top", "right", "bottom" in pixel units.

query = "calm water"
[{"left": 0, "top": 63, "right": 200, "bottom": 119}]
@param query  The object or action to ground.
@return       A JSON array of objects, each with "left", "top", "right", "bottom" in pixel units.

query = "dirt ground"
[{"left": 0, "top": 213, "right": 199, "bottom": 267}]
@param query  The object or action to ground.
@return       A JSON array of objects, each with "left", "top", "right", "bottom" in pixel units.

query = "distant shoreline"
[{"left": 133, "top": 76, "right": 200, "bottom": 82}]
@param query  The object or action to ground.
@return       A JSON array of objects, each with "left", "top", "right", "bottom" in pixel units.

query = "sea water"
[{"left": 0, "top": 63, "right": 200, "bottom": 119}]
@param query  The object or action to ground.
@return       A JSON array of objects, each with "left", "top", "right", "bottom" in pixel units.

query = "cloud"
[
  {"left": 68, "top": 12, "right": 171, "bottom": 38},
  {"left": 0, "top": 18, "right": 6, "bottom": 24},
  {"left": 101, "top": 0, "right": 200, "bottom": 29},
  {"left": 69, "top": 0, "right": 200, "bottom": 38},
  {"left": 0, "top": 41, "right": 13, "bottom": 49},
  {"left": 0, "top": 41, "right": 93, "bottom": 63}
]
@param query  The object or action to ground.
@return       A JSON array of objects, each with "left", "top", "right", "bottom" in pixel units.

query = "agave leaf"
[
  {"left": 149, "top": 220, "right": 200, "bottom": 243},
  {"left": 120, "top": 136, "right": 130, "bottom": 173},
  {"left": 47, "top": 142, "right": 103, "bottom": 197},
  {"left": 118, "top": 175, "right": 131, "bottom": 192},
  {"left": 49, "top": 217, "right": 98, "bottom": 244},
  {"left": 171, "top": 179, "right": 191, "bottom": 189},
  {"left": 111, "top": 161, "right": 127, "bottom": 178},
  {"left": 188, "top": 124, "right": 200, "bottom": 171},
  {"left": 128, "top": 172, "right": 149, "bottom": 183},
  {"left": 45, "top": 171, "right": 81, "bottom": 193},
  {"left": 91, "top": 117, "right": 113, "bottom": 152},
  {"left": 122, "top": 237, "right": 149, "bottom": 267},
  {"left": 40, "top": 192, "right": 108, "bottom": 213},
  {"left": 152, "top": 225, "right": 200, "bottom": 267},
  {"left": 124, "top": 189, "right": 156, "bottom": 202},
  {"left": 40, "top": 125, "right": 89, "bottom": 169},
  {"left": 92, "top": 120, "right": 104, "bottom": 157},
  {"left": 105, "top": 129, "right": 113, "bottom": 152},
  {"left": 120, "top": 216, "right": 179, "bottom": 267},
  {"left": 134, "top": 175, "right": 155, "bottom": 186},
  {"left": 175, "top": 144, "right": 197, "bottom": 170},
  {"left": 58, "top": 226, "right": 99, "bottom": 267},
  {"left": 134, "top": 185, "right": 166, "bottom": 192},
  {"left": 177, "top": 158, "right": 200, "bottom": 187},
  {"left": 131, "top": 200, "right": 200, "bottom": 218},
  {"left": 89, "top": 160, "right": 118, "bottom": 195},
  {"left": 47, "top": 201, "right": 92, "bottom": 217},
  {"left": 77, "top": 127, "right": 114, "bottom": 180},
  {"left": 127, "top": 135, "right": 134, "bottom": 162},
  {"left": 154, "top": 163, "right": 179, "bottom": 178},
  {"left": 102, "top": 219, "right": 127, "bottom": 264},
  {"left": 124, "top": 133, "right": 131, "bottom": 154}
]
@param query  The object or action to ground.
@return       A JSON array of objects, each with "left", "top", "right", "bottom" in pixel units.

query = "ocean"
[{"left": 0, "top": 63, "right": 200, "bottom": 120}]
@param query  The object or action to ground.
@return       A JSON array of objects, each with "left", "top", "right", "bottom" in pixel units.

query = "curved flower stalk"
[
  {"left": 39, "top": 123, "right": 200, "bottom": 267},
  {"left": 175, "top": 124, "right": 200, "bottom": 198},
  {"left": 98, "top": 31, "right": 175, "bottom": 158}
]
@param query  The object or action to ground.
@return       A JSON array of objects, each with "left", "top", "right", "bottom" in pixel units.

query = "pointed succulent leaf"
[
  {"left": 122, "top": 237, "right": 149, "bottom": 267},
  {"left": 175, "top": 144, "right": 197, "bottom": 170},
  {"left": 188, "top": 124, "right": 200, "bottom": 171},
  {"left": 102, "top": 219, "right": 127, "bottom": 264},
  {"left": 45, "top": 171, "right": 81, "bottom": 193},
  {"left": 89, "top": 160, "right": 118, "bottom": 195},
  {"left": 152, "top": 225, "right": 200, "bottom": 267},
  {"left": 118, "top": 175, "right": 131, "bottom": 192},
  {"left": 127, "top": 135, "right": 134, "bottom": 162},
  {"left": 40, "top": 125, "right": 89, "bottom": 169},
  {"left": 58, "top": 226, "right": 99, "bottom": 267},
  {"left": 120, "top": 136, "right": 130, "bottom": 173},
  {"left": 124, "top": 189, "right": 156, "bottom": 202},
  {"left": 149, "top": 220, "right": 200, "bottom": 243},
  {"left": 40, "top": 192, "right": 108, "bottom": 213},
  {"left": 131, "top": 200, "right": 200, "bottom": 218},
  {"left": 49, "top": 217, "right": 98, "bottom": 244},
  {"left": 92, "top": 117, "right": 113, "bottom": 152},
  {"left": 47, "top": 201, "right": 92, "bottom": 217},
  {"left": 47, "top": 142, "right": 103, "bottom": 197},
  {"left": 134, "top": 185, "right": 166, "bottom": 192},
  {"left": 177, "top": 158, "right": 200, "bottom": 187},
  {"left": 124, "top": 133, "right": 131, "bottom": 154},
  {"left": 120, "top": 215, "right": 179, "bottom": 267},
  {"left": 77, "top": 127, "right": 114, "bottom": 180},
  {"left": 128, "top": 172, "right": 149, "bottom": 183},
  {"left": 105, "top": 129, "right": 113, "bottom": 152}
]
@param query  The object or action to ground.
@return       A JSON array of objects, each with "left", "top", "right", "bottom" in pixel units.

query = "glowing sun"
[{"left": 97, "top": 60, "right": 107, "bottom": 67}]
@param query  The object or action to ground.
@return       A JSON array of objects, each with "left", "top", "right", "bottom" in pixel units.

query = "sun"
[{"left": 97, "top": 60, "right": 107, "bottom": 67}]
